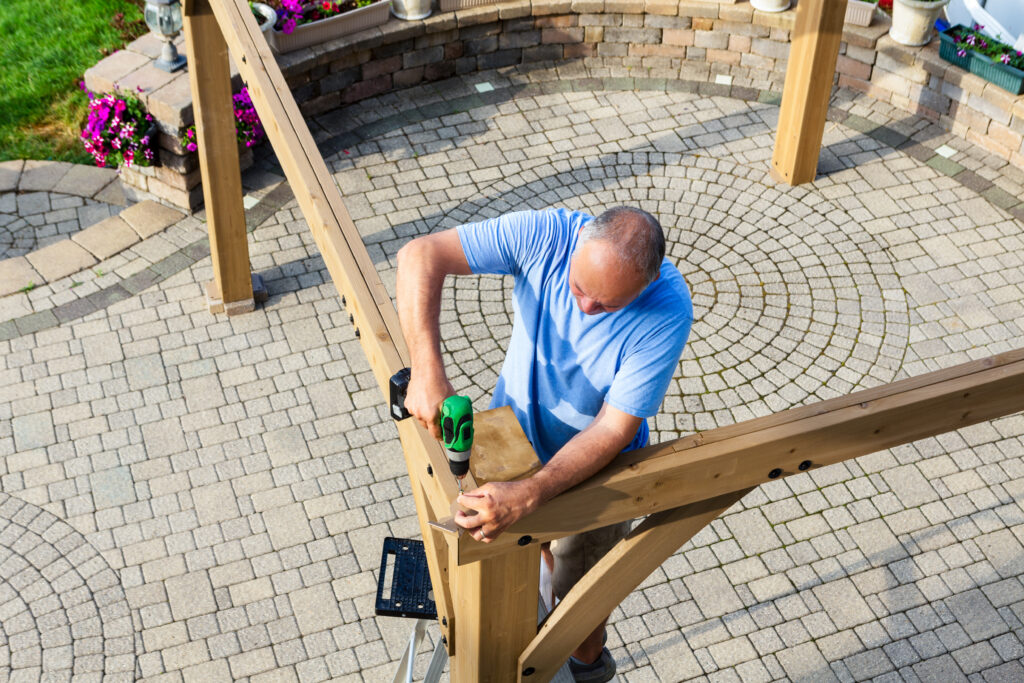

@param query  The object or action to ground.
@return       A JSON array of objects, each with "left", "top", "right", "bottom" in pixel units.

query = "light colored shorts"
[{"left": 550, "top": 520, "right": 632, "bottom": 601}]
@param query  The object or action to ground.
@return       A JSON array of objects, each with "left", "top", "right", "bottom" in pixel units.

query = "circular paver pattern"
[
  {"left": 0, "top": 191, "right": 119, "bottom": 259},
  {"left": 434, "top": 157, "right": 908, "bottom": 437},
  {"left": 0, "top": 494, "right": 134, "bottom": 682}
]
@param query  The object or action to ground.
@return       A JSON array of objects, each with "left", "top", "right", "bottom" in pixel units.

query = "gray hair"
[{"left": 576, "top": 206, "right": 665, "bottom": 285}]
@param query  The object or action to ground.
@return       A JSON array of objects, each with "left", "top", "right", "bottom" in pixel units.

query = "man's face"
[{"left": 568, "top": 239, "right": 651, "bottom": 315}]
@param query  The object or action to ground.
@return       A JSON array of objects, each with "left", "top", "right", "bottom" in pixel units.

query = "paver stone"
[
  {"left": 18, "top": 160, "right": 73, "bottom": 192},
  {"left": 0, "top": 256, "right": 42, "bottom": 297},
  {"left": 53, "top": 165, "right": 119, "bottom": 198},
  {"left": 118, "top": 200, "right": 185, "bottom": 238},
  {"left": 0, "top": 160, "right": 23, "bottom": 192},
  {"left": 25, "top": 239, "right": 97, "bottom": 282},
  {"left": 71, "top": 215, "right": 141, "bottom": 261}
]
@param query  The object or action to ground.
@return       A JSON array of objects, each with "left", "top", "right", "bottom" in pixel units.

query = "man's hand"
[
  {"left": 404, "top": 370, "right": 454, "bottom": 439},
  {"left": 454, "top": 480, "right": 540, "bottom": 543}
]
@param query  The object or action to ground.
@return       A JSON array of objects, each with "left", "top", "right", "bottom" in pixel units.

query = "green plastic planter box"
[
  {"left": 970, "top": 53, "right": 1024, "bottom": 95},
  {"left": 938, "top": 26, "right": 971, "bottom": 70},
  {"left": 939, "top": 24, "right": 1024, "bottom": 95}
]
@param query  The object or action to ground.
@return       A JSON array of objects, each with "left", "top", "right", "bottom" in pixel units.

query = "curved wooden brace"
[{"left": 518, "top": 488, "right": 755, "bottom": 683}]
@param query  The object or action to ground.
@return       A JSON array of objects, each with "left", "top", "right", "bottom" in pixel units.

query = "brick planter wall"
[{"left": 83, "top": 0, "right": 1024, "bottom": 213}]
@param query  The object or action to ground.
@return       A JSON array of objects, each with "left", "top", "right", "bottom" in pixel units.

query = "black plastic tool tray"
[{"left": 375, "top": 537, "right": 436, "bottom": 619}]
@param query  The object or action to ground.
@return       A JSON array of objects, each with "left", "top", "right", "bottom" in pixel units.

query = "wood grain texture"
[
  {"left": 459, "top": 349, "right": 1024, "bottom": 564},
  {"left": 452, "top": 541, "right": 540, "bottom": 683},
  {"left": 519, "top": 489, "right": 754, "bottom": 682},
  {"left": 472, "top": 406, "right": 543, "bottom": 486},
  {"left": 771, "top": 0, "right": 849, "bottom": 185},
  {"left": 182, "top": 0, "right": 253, "bottom": 304}
]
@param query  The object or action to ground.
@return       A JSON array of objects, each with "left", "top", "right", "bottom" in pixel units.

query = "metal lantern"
[{"left": 145, "top": 0, "right": 187, "bottom": 72}]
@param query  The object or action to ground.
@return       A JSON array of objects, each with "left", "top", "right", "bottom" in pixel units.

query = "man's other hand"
[
  {"left": 404, "top": 370, "right": 454, "bottom": 440},
  {"left": 454, "top": 480, "right": 540, "bottom": 543}
]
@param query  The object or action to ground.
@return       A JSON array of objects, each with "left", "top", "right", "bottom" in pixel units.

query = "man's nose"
[{"left": 580, "top": 297, "right": 603, "bottom": 315}]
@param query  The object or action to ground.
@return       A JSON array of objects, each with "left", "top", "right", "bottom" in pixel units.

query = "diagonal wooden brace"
[{"left": 518, "top": 488, "right": 756, "bottom": 682}]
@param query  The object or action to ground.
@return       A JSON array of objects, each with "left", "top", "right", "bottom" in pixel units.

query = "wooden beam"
[
  {"left": 451, "top": 541, "right": 540, "bottom": 682},
  {"left": 458, "top": 348, "right": 1024, "bottom": 564},
  {"left": 182, "top": 0, "right": 254, "bottom": 311},
  {"left": 770, "top": 0, "right": 848, "bottom": 185},
  {"left": 204, "top": 0, "right": 462, "bottom": 515},
  {"left": 518, "top": 489, "right": 753, "bottom": 682},
  {"left": 201, "top": 0, "right": 469, "bottom": 645}
]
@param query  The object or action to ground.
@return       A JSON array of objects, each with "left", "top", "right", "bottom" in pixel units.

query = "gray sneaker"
[{"left": 568, "top": 647, "right": 615, "bottom": 682}]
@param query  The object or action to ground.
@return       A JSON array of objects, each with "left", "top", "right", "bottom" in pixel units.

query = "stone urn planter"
[
  {"left": 391, "top": 0, "right": 430, "bottom": 20},
  {"left": 268, "top": 0, "right": 391, "bottom": 53},
  {"left": 251, "top": 2, "right": 276, "bottom": 33},
  {"left": 889, "top": 0, "right": 951, "bottom": 46},
  {"left": 749, "top": 0, "right": 791, "bottom": 12}
]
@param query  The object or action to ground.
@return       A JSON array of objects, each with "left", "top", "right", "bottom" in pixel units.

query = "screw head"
[
  {"left": 798, "top": 460, "right": 812, "bottom": 471},
  {"left": 768, "top": 468, "right": 782, "bottom": 479},
  {"left": 523, "top": 667, "right": 535, "bottom": 676},
  {"left": 441, "top": 617, "right": 447, "bottom": 626},
  {"left": 427, "top": 465, "right": 433, "bottom": 476},
  {"left": 518, "top": 535, "right": 532, "bottom": 546}
]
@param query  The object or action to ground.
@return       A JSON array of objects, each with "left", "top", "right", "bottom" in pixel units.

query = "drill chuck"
[{"left": 446, "top": 448, "right": 470, "bottom": 478}]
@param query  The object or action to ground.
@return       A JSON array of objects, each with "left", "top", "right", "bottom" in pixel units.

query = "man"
[{"left": 396, "top": 206, "right": 693, "bottom": 681}]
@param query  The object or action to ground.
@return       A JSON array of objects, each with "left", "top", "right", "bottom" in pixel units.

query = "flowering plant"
[
  {"left": 948, "top": 24, "right": 1024, "bottom": 69},
  {"left": 274, "top": 0, "right": 375, "bottom": 34},
  {"left": 180, "top": 87, "right": 265, "bottom": 153},
  {"left": 79, "top": 84, "right": 155, "bottom": 168}
]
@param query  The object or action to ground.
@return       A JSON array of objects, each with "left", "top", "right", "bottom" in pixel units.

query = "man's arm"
[
  {"left": 396, "top": 230, "right": 473, "bottom": 438},
  {"left": 455, "top": 403, "right": 643, "bottom": 541}
]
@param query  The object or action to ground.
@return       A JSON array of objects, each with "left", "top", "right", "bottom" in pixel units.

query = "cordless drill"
[{"left": 440, "top": 395, "right": 473, "bottom": 493}]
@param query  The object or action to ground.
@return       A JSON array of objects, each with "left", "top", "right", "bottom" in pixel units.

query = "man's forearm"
[
  {"left": 520, "top": 419, "right": 633, "bottom": 513},
  {"left": 396, "top": 239, "right": 448, "bottom": 379}
]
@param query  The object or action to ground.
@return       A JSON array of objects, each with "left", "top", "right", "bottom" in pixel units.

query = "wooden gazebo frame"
[{"left": 181, "top": 0, "right": 1024, "bottom": 679}]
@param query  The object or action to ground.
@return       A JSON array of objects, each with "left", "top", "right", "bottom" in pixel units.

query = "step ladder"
[{"left": 375, "top": 537, "right": 575, "bottom": 682}]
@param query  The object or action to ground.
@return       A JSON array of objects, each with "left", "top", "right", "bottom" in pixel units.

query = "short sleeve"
[
  {"left": 456, "top": 209, "right": 580, "bottom": 277},
  {"left": 606, "top": 314, "right": 692, "bottom": 418}
]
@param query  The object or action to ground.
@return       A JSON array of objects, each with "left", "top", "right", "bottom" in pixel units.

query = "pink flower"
[
  {"left": 283, "top": 16, "right": 297, "bottom": 33},
  {"left": 1001, "top": 53, "right": 1011, "bottom": 64},
  {"left": 187, "top": 141, "right": 198, "bottom": 152}
]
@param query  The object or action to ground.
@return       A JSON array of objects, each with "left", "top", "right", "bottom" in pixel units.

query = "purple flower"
[
  {"left": 283, "top": 16, "right": 296, "bottom": 33},
  {"left": 1001, "top": 53, "right": 1011, "bottom": 64},
  {"left": 957, "top": 49, "right": 967, "bottom": 57}
]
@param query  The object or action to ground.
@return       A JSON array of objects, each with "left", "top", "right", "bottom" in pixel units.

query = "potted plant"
[
  {"left": 749, "top": 0, "right": 791, "bottom": 13},
  {"left": 889, "top": 0, "right": 950, "bottom": 46},
  {"left": 268, "top": 0, "right": 391, "bottom": 54},
  {"left": 180, "top": 87, "right": 267, "bottom": 152},
  {"left": 939, "top": 24, "right": 1024, "bottom": 94},
  {"left": 79, "top": 84, "right": 156, "bottom": 169},
  {"left": 250, "top": 1, "right": 277, "bottom": 33},
  {"left": 845, "top": 0, "right": 877, "bottom": 27}
]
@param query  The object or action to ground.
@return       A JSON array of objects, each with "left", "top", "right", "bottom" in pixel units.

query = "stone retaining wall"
[{"left": 83, "top": 0, "right": 1024, "bottom": 213}]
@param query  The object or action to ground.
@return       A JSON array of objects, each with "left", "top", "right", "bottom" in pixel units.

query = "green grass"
[{"left": 0, "top": 0, "right": 147, "bottom": 163}]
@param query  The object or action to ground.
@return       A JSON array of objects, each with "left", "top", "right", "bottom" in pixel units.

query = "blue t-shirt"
[{"left": 457, "top": 208, "right": 693, "bottom": 463}]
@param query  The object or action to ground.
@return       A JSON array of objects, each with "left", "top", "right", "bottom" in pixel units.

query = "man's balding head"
[
  {"left": 577, "top": 206, "right": 665, "bottom": 285},
  {"left": 569, "top": 207, "right": 665, "bottom": 315}
]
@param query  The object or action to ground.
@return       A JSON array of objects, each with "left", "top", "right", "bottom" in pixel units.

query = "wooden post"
[
  {"left": 770, "top": 0, "right": 848, "bottom": 185},
  {"left": 451, "top": 544, "right": 540, "bottom": 682},
  {"left": 182, "top": 0, "right": 256, "bottom": 315}
]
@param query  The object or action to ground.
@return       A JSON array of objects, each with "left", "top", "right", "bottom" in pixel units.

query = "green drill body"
[{"left": 440, "top": 395, "right": 473, "bottom": 492}]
